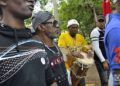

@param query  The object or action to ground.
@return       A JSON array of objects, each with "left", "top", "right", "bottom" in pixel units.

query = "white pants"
[{"left": 108, "top": 72, "right": 113, "bottom": 86}]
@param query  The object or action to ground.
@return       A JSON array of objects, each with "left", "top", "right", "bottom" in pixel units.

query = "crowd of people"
[{"left": 0, "top": 0, "right": 120, "bottom": 86}]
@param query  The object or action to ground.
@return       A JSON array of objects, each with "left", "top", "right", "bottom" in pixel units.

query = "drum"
[
  {"left": 60, "top": 46, "right": 94, "bottom": 86},
  {"left": 71, "top": 51, "right": 94, "bottom": 86},
  {"left": 71, "top": 52, "right": 94, "bottom": 78}
]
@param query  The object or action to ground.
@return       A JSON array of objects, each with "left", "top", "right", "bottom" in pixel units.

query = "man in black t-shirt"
[{"left": 32, "top": 11, "right": 69, "bottom": 86}]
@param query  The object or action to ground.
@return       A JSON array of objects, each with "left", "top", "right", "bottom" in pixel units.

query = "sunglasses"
[
  {"left": 70, "top": 26, "right": 78, "bottom": 29},
  {"left": 43, "top": 20, "right": 59, "bottom": 28},
  {"left": 98, "top": 19, "right": 105, "bottom": 22}
]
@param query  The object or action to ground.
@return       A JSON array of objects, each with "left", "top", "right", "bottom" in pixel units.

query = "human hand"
[
  {"left": 72, "top": 51, "right": 84, "bottom": 58},
  {"left": 102, "top": 61, "right": 109, "bottom": 70},
  {"left": 51, "top": 82, "right": 58, "bottom": 86},
  {"left": 87, "top": 50, "right": 94, "bottom": 58}
]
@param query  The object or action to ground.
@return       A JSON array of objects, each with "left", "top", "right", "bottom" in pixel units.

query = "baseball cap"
[
  {"left": 32, "top": 11, "right": 52, "bottom": 30},
  {"left": 97, "top": 15, "right": 105, "bottom": 21},
  {"left": 67, "top": 19, "right": 79, "bottom": 28}
]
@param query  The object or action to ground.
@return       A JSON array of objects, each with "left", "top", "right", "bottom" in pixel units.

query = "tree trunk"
[{"left": 52, "top": 0, "right": 59, "bottom": 21}]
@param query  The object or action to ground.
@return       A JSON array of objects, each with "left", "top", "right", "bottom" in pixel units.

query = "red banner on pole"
[{"left": 103, "top": 0, "right": 112, "bottom": 16}]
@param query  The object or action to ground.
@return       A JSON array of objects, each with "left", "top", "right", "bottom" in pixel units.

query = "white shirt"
[{"left": 90, "top": 27, "right": 106, "bottom": 62}]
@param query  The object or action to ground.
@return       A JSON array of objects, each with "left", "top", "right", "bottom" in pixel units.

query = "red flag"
[{"left": 103, "top": 0, "right": 112, "bottom": 16}]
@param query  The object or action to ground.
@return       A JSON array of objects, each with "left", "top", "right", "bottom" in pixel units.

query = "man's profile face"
[
  {"left": 6, "top": 0, "right": 36, "bottom": 19},
  {"left": 43, "top": 17, "right": 60, "bottom": 39}
]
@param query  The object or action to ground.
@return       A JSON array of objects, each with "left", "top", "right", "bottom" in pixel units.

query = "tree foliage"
[
  {"left": 39, "top": 0, "right": 49, "bottom": 9},
  {"left": 59, "top": 0, "right": 103, "bottom": 37},
  {"left": 25, "top": 0, "right": 105, "bottom": 39}
]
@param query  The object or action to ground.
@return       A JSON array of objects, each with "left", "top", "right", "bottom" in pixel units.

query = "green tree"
[
  {"left": 39, "top": 0, "right": 49, "bottom": 10},
  {"left": 59, "top": 0, "right": 103, "bottom": 38}
]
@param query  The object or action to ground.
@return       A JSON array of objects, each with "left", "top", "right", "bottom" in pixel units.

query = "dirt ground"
[{"left": 86, "top": 64, "right": 100, "bottom": 86}]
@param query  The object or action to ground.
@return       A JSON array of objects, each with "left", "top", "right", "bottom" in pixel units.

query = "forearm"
[{"left": 92, "top": 41, "right": 106, "bottom": 62}]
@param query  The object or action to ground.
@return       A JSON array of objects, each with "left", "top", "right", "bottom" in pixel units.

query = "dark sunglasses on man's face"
[
  {"left": 43, "top": 20, "right": 59, "bottom": 28},
  {"left": 69, "top": 26, "right": 78, "bottom": 29},
  {"left": 98, "top": 19, "right": 105, "bottom": 22}
]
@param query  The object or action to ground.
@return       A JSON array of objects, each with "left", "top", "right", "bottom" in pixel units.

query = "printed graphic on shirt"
[
  {"left": 114, "top": 47, "right": 120, "bottom": 63},
  {"left": 50, "top": 56, "right": 64, "bottom": 68}
]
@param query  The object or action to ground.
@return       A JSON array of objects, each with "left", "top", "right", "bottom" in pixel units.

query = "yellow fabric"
[
  {"left": 65, "top": 63, "right": 70, "bottom": 70},
  {"left": 58, "top": 32, "right": 87, "bottom": 48},
  {"left": 58, "top": 31, "right": 87, "bottom": 69}
]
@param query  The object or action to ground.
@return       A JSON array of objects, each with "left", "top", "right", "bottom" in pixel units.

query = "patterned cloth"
[{"left": 0, "top": 24, "right": 47, "bottom": 86}]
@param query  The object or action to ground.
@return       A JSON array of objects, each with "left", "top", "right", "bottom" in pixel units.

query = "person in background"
[
  {"left": 0, "top": 0, "right": 48, "bottom": 86},
  {"left": 104, "top": 0, "right": 120, "bottom": 85},
  {"left": 58, "top": 19, "right": 87, "bottom": 86},
  {"left": 90, "top": 15, "right": 109, "bottom": 86},
  {"left": 32, "top": 11, "right": 69, "bottom": 86}
]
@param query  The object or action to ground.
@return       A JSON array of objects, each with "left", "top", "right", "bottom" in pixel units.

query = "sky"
[
  {"left": 33, "top": 0, "right": 68, "bottom": 14},
  {"left": 33, "top": 0, "right": 54, "bottom": 13}
]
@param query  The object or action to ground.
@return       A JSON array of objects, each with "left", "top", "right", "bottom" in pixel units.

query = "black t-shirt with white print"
[{"left": 45, "top": 45, "right": 69, "bottom": 86}]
